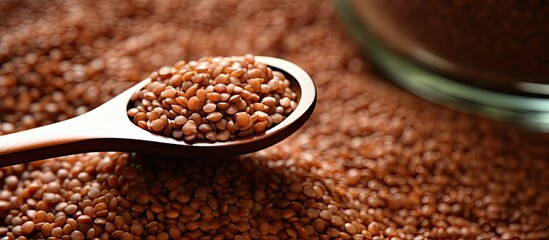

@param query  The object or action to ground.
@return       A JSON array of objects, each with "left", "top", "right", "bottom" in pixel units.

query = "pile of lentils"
[
  {"left": 1, "top": 0, "right": 548, "bottom": 239},
  {"left": 127, "top": 55, "right": 297, "bottom": 142}
]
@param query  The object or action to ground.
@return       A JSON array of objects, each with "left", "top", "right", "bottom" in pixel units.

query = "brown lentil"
[
  {"left": 127, "top": 54, "right": 297, "bottom": 142},
  {"left": 0, "top": 1, "right": 548, "bottom": 240}
]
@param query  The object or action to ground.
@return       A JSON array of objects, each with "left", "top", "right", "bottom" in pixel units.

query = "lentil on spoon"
[{"left": 127, "top": 55, "right": 298, "bottom": 142}]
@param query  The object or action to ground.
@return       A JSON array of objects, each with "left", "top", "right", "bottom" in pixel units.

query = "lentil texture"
[
  {"left": 127, "top": 55, "right": 297, "bottom": 142},
  {"left": 1, "top": 0, "right": 549, "bottom": 240}
]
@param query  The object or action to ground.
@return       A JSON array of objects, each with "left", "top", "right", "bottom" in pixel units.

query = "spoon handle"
[
  {"left": 0, "top": 80, "right": 151, "bottom": 167},
  {"left": 0, "top": 113, "right": 101, "bottom": 167}
]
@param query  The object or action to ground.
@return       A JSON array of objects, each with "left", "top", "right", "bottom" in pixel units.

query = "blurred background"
[{"left": 0, "top": 0, "right": 548, "bottom": 239}]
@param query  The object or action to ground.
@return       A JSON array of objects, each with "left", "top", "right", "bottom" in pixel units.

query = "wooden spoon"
[{"left": 0, "top": 56, "right": 316, "bottom": 167}]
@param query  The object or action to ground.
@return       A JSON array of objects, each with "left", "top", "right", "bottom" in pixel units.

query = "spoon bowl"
[{"left": 0, "top": 56, "right": 316, "bottom": 167}]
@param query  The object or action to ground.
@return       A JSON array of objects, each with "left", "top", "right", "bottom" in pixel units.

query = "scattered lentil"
[{"left": 0, "top": 1, "right": 548, "bottom": 240}]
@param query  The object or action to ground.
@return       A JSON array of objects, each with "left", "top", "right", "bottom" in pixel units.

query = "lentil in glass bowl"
[{"left": 335, "top": 0, "right": 549, "bottom": 131}]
